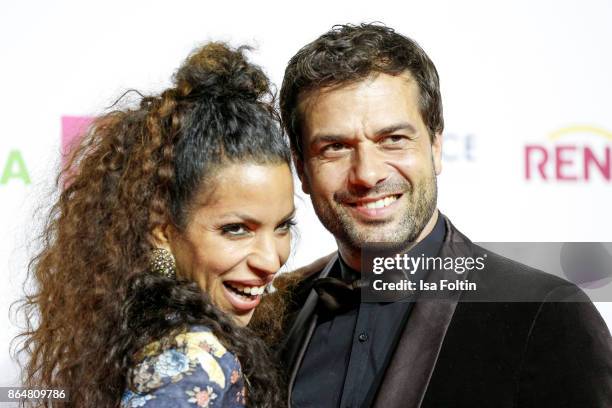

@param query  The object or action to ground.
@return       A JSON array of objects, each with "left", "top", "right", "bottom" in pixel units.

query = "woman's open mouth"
[{"left": 222, "top": 281, "right": 266, "bottom": 312}]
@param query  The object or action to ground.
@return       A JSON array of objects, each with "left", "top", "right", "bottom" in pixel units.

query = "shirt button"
[{"left": 358, "top": 332, "right": 369, "bottom": 342}]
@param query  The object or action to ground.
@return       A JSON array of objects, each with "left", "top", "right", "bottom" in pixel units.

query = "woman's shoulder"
[{"left": 122, "top": 325, "right": 246, "bottom": 407}]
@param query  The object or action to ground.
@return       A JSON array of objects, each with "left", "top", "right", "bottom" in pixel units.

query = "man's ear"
[
  {"left": 432, "top": 131, "right": 443, "bottom": 175},
  {"left": 293, "top": 152, "right": 311, "bottom": 195}
]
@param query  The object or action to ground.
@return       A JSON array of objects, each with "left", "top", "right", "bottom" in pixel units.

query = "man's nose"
[
  {"left": 246, "top": 234, "right": 282, "bottom": 278},
  {"left": 348, "top": 143, "right": 389, "bottom": 188}
]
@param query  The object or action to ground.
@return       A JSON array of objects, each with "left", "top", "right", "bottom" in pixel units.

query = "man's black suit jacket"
[{"left": 279, "top": 216, "right": 612, "bottom": 407}]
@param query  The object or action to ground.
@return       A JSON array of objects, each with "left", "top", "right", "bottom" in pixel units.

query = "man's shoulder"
[
  {"left": 426, "top": 222, "right": 612, "bottom": 406},
  {"left": 441, "top": 217, "right": 583, "bottom": 301},
  {"left": 465, "top": 243, "right": 585, "bottom": 302}
]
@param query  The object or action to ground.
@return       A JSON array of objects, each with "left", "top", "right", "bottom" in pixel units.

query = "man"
[{"left": 278, "top": 23, "right": 611, "bottom": 407}]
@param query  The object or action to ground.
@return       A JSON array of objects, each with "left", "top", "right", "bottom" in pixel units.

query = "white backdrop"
[{"left": 1, "top": 0, "right": 611, "bottom": 386}]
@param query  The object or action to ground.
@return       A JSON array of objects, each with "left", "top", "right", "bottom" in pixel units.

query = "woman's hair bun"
[{"left": 174, "top": 42, "right": 270, "bottom": 101}]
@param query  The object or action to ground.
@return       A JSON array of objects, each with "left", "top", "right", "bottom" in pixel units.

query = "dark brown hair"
[
  {"left": 279, "top": 23, "right": 444, "bottom": 158},
  {"left": 15, "top": 42, "right": 288, "bottom": 407}
]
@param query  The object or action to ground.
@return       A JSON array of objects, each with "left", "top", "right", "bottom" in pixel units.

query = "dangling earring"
[{"left": 149, "top": 248, "right": 176, "bottom": 279}]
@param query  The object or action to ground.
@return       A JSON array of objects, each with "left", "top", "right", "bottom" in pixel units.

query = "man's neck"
[{"left": 338, "top": 209, "right": 440, "bottom": 271}]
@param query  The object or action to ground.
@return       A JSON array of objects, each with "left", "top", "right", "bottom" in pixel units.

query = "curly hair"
[
  {"left": 15, "top": 42, "right": 289, "bottom": 407},
  {"left": 279, "top": 23, "right": 444, "bottom": 159}
]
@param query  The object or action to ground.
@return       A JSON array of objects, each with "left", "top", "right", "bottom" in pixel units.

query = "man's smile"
[{"left": 342, "top": 193, "right": 404, "bottom": 220}]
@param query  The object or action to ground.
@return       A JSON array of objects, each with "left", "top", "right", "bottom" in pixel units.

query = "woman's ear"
[{"left": 150, "top": 223, "right": 174, "bottom": 251}]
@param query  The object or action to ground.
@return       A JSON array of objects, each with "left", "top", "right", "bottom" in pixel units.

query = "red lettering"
[
  {"left": 584, "top": 146, "right": 611, "bottom": 181},
  {"left": 555, "top": 145, "right": 578, "bottom": 181},
  {"left": 525, "top": 145, "right": 548, "bottom": 180}
]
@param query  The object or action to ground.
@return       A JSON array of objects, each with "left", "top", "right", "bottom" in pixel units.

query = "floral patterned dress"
[{"left": 121, "top": 325, "right": 246, "bottom": 407}]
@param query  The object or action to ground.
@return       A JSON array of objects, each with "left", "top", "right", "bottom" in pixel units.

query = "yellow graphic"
[{"left": 549, "top": 125, "right": 612, "bottom": 141}]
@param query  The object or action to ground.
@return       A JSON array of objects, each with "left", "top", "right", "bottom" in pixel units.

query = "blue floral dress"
[{"left": 121, "top": 325, "right": 246, "bottom": 407}]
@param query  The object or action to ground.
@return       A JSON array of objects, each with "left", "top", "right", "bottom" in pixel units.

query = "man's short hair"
[{"left": 280, "top": 23, "right": 444, "bottom": 159}]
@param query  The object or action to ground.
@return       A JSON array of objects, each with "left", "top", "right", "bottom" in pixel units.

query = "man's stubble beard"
[{"left": 309, "top": 168, "right": 438, "bottom": 253}]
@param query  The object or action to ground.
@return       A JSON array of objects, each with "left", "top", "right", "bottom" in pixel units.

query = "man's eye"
[
  {"left": 276, "top": 219, "right": 297, "bottom": 233},
  {"left": 221, "top": 224, "right": 249, "bottom": 236},
  {"left": 322, "top": 142, "right": 348, "bottom": 153},
  {"left": 381, "top": 135, "right": 407, "bottom": 145}
]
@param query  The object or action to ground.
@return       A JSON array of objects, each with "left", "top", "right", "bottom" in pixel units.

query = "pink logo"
[
  {"left": 524, "top": 126, "right": 611, "bottom": 182},
  {"left": 61, "top": 116, "right": 93, "bottom": 163}
]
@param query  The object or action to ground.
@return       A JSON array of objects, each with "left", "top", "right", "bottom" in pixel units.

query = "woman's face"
[{"left": 167, "top": 163, "right": 295, "bottom": 326}]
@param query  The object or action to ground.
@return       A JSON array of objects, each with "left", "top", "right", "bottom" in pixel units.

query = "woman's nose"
[{"left": 246, "top": 234, "right": 282, "bottom": 277}]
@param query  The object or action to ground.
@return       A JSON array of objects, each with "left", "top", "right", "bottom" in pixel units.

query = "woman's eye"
[{"left": 221, "top": 224, "right": 249, "bottom": 236}]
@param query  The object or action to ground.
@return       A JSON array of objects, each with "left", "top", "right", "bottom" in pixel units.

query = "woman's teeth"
[
  {"left": 357, "top": 195, "right": 399, "bottom": 209},
  {"left": 224, "top": 282, "right": 266, "bottom": 297}
]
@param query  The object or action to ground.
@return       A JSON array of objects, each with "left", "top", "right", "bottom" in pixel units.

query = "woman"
[{"left": 18, "top": 43, "right": 291, "bottom": 407}]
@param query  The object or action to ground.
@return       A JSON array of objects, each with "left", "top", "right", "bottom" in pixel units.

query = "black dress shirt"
[{"left": 292, "top": 214, "right": 446, "bottom": 408}]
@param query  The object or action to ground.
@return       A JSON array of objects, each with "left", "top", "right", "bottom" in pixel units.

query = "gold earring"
[{"left": 150, "top": 248, "right": 176, "bottom": 279}]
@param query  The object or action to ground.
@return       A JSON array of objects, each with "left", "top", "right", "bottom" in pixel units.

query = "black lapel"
[
  {"left": 281, "top": 254, "right": 338, "bottom": 407},
  {"left": 371, "top": 215, "right": 476, "bottom": 407}
]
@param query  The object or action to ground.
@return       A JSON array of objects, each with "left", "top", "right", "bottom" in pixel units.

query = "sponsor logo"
[
  {"left": 0, "top": 150, "right": 30, "bottom": 185},
  {"left": 61, "top": 116, "right": 93, "bottom": 164},
  {"left": 524, "top": 125, "right": 611, "bottom": 181},
  {"left": 442, "top": 132, "right": 476, "bottom": 162},
  {"left": 1, "top": 116, "right": 93, "bottom": 187}
]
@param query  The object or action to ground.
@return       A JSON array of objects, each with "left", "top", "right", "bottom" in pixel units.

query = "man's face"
[{"left": 297, "top": 72, "right": 442, "bottom": 252}]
